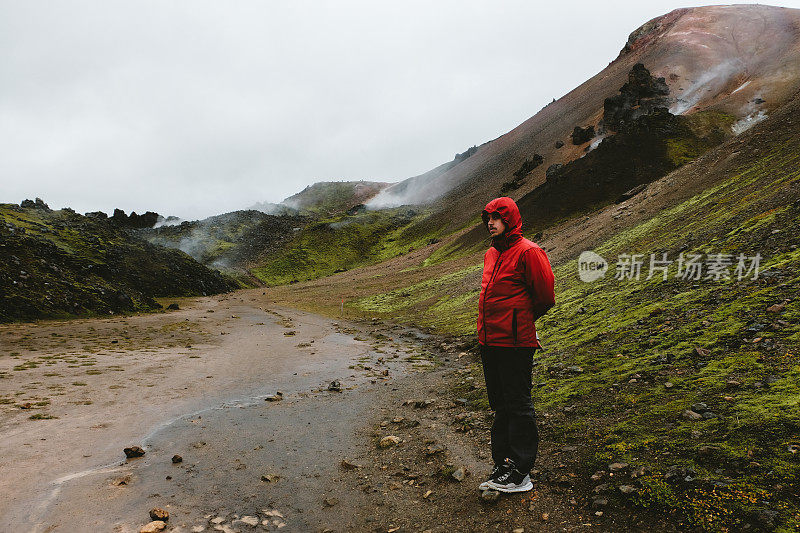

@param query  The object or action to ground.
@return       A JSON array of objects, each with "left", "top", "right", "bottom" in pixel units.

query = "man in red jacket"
[{"left": 476, "top": 197, "right": 555, "bottom": 493}]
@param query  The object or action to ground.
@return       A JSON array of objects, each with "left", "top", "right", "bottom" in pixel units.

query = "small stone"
[
  {"left": 112, "top": 475, "right": 131, "bottom": 486},
  {"left": 541, "top": 512, "right": 550, "bottom": 521},
  {"left": 124, "top": 446, "right": 146, "bottom": 458},
  {"left": 423, "top": 490, "right": 433, "bottom": 499},
  {"left": 592, "top": 498, "right": 608, "bottom": 508},
  {"left": 323, "top": 497, "right": 339, "bottom": 507},
  {"left": 379, "top": 435, "right": 401, "bottom": 448},
  {"left": 691, "top": 402, "right": 708, "bottom": 413},
  {"left": 683, "top": 410, "right": 703, "bottom": 421},
  {"left": 191, "top": 526, "right": 205, "bottom": 532},
  {"left": 451, "top": 467, "right": 466, "bottom": 482},
  {"left": 513, "top": 528, "right": 525, "bottom": 532},
  {"left": 698, "top": 445, "right": 720, "bottom": 457},
  {"left": 593, "top": 483, "right": 611, "bottom": 494},
  {"left": 664, "top": 382, "right": 674, "bottom": 389},
  {"left": 149, "top": 508, "right": 169, "bottom": 521},
  {"left": 481, "top": 489, "right": 500, "bottom": 502},
  {"left": 425, "top": 444, "right": 446, "bottom": 456},
  {"left": 238, "top": 516, "right": 259, "bottom": 526},
  {"left": 261, "top": 473, "right": 280, "bottom": 482},
  {"left": 340, "top": 459, "right": 360, "bottom": 470},
  {"left": 265, "top": 392, "right": 283, "bottom": 402},
  {"left": 172, "top": 454, "right": 183, "bottom": 463},
  {"left": 328, "top": 380, "right": 342, "bottom": 392},
  {"left": 140, "top": 521, "right": 166, "bottom": 533},
  {"left": 619, "top": 485, "right": 637, "bottom": 494},
  {"left": 591, "top": 471, "right": 605, "bottom": 481},
  {"left": 210, "top": 517, "right": 225, "bottom": 524},
  {"left": 608, "top": 462, "right": 629, "bottom": 473},
  {"left": 766, "top": 302, "right": 786, "bottom": 313}
]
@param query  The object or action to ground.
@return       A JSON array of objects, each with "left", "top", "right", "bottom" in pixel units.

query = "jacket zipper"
[{"left": 482, "top": 255, "right": 504, "bottom": 344}]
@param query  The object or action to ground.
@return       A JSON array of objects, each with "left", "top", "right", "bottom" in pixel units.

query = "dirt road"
[
  {"left": 0, "top": 291, "right": 435, "bottom": 531},
  {"left": 1, "top": 291, "right": 664, "bottom": 532}
]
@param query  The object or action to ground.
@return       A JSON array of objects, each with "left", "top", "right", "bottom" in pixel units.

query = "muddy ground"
[{"left": 1, "top": 291, "right": 667, "bottom": 532}]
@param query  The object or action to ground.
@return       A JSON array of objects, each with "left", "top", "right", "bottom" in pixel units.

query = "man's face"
[{"left": 487, "top": 212, "right": 506, "bottom": 237}]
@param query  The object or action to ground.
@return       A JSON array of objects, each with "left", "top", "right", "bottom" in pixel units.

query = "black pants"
[{"left": 480, "top": 345, "right": 539, "bottom": 473}]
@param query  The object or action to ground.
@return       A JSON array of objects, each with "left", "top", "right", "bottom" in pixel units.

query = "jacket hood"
[{"left": 482, "top": 197, "right": 523, "bottom": 248}]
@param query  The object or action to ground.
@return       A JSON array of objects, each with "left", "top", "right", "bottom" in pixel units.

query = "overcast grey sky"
[{"left": 3, "top": 1, "right": 800, "bottom": 220}]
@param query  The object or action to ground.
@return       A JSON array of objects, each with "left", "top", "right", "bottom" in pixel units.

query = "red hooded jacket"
[{"left": 477, "top": 197, "right": 555, "bottom": 347}]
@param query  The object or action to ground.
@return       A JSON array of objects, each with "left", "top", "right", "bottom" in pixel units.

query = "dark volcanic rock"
[
  {"left": 0, "top": 204, "right": 236, "bottom": 323},
  {"left": 124, "top": 446, "right": 146, "bottom": 458},
  {"left": 603, "top": 63, "right": 671, "bottom": 132},
  {"left": 20, "top": 198, "right": 50, "bottom": 210},
  {"left": 111, "top": 209, "right": 161, "bottom": 229},
  {"left": 545, "top": 164, "right": 563, "bottom": 181},
  {"left": 571, "top": 125, "right": 595, "bottom": 145}
]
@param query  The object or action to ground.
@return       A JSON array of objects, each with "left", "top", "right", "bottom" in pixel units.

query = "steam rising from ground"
[
  {"left": 732, "top": 110, "right": 768, "bottom": 135},
  {"left": 670, "top": 59, "right": 745, "bottom": 115}
]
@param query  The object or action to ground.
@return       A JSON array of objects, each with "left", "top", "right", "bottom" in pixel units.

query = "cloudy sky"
[{"left": 3, "top": 1, "right": 800, "bottom": 220}]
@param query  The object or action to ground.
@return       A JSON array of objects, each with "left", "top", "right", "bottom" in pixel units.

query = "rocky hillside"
[
  {"left": 372, "top": 5, "right": 800, "bottom": 232},
  {"left": 0, "top": 202, "right": 237, "bottom": 322},
  {"left": 140, "top": 210, "right": 306, "bottom": 281},
  {"left": 279, "top": 180, "right": 390, "bottom": 216}
]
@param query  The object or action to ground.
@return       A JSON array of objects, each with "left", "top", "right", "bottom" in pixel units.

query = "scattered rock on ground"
[
  {"left": 235, "top": 516, "right": 259, "bottom": 526},
  {"left": 124, "top": 446, "right": 146, "bottom": 458},
  {"left": 404, "top": 399, "right": 436, "bottom": 408},
  {"left": 172, "top": 454, "right": 183, "bottom": 463},
  {"left": 261, "top": 473, "right": 280, "bottom": 482},
  {"left": 140, "top": 521, "right": 166, "bottom": 533},
  {"left": 340, "top": 459, "right": 361, "bottom": 470},
  {"left": 608, "top": 462, "right": 629, "bottom": 473},
  {"left": 379, "top": 435, "right": 401, "bottom": 448},
  {"left": 149, "top": 508, "right": 169, "bottom": 521},
  {"left": 451, "top": 467, "right": 466, "bottom": 482},
  {"left": 328, "top": 380, "right": 342, "bottom": 392},
  {"left": 323, "top": 497, "right": 340, "bottom": 507},
  {"left": 481, "top": 489, "right": 500, "bottom": 502},
  {"left": 683, "top": 409, "right": 703, "bottom": 421},
  {"left": 265, "top": 392, "right": 283, "bottom": 402}
]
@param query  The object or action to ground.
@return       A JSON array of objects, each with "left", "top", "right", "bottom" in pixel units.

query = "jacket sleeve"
[{"left": 522, "top": 247, "right": 555, "bottom": 321}]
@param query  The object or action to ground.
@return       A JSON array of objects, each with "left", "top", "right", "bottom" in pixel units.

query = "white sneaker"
[
  {"left": 478, "top": 463, "right": 510, "bottom": 491},
  {"left": 487, "top": 468, "right": 533, "bottom": 493}
]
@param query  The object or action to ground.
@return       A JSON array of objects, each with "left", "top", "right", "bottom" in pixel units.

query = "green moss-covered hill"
[
  {"left": 0, "top": 203, "right": 237, "bottom": 322},
  {"left": 281, "top": 180, "right": 390, "bottom": 216},
  {"left": 267, "top": 87, "right": 800, "bottom": 530}
]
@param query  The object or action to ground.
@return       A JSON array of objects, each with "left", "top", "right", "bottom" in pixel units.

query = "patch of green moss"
[{"left": 251, "top": 208, "right": 438, "bottom": 285}]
